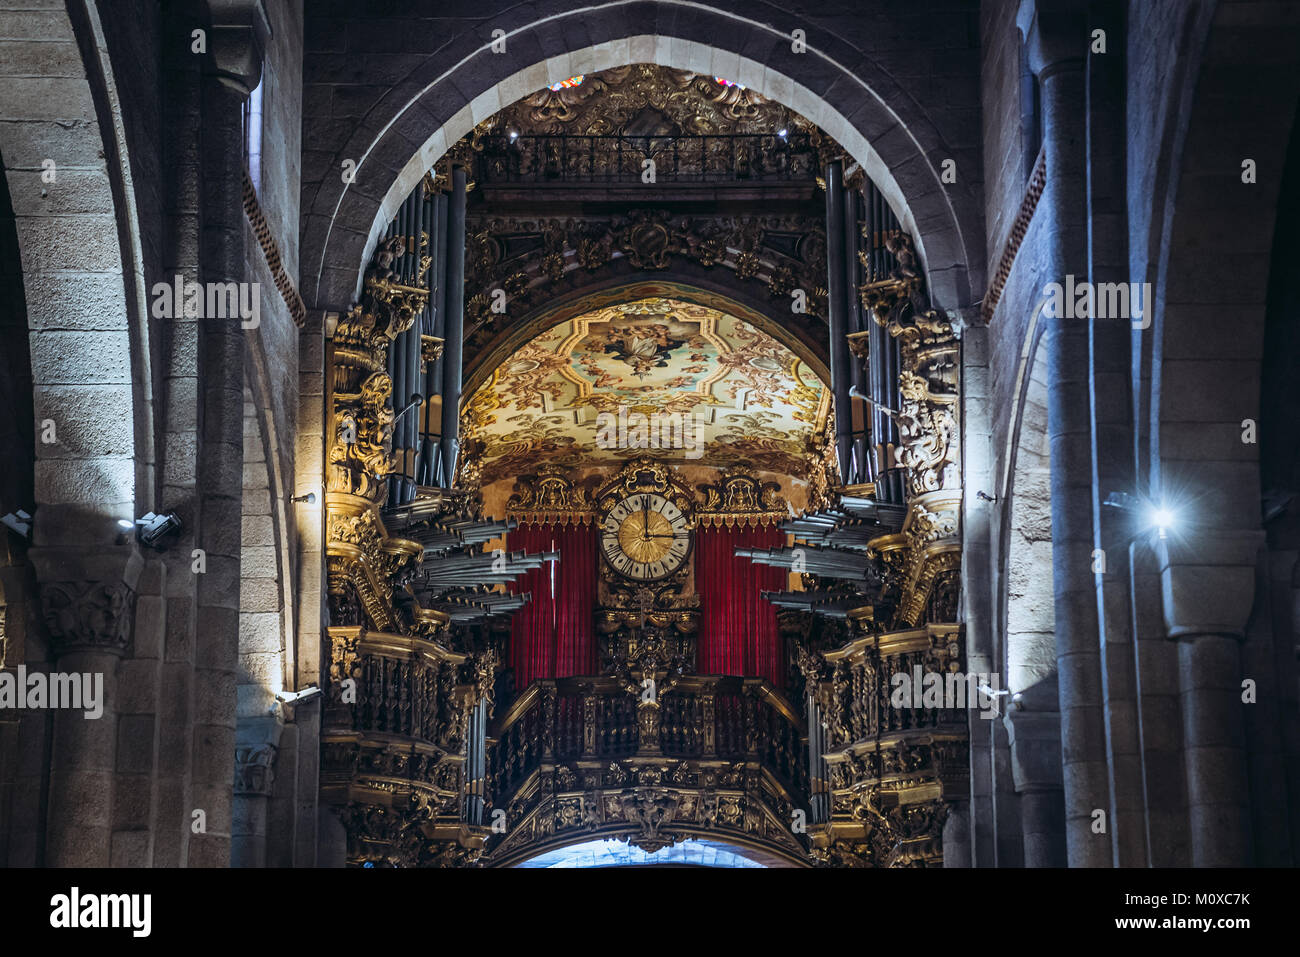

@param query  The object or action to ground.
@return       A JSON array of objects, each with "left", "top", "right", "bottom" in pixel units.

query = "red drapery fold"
[
  {"left": 696, "top": 524, "right": 788, "bottom": 688},
  {"left": 507, "top": 522, "right": 598, "bottom": 689}
]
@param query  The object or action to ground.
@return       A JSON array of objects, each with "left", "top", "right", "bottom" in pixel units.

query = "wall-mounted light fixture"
[
  {"left": 393, "top": 393, "right": 424, "bottom": 424},
  {"left": 848, "top": 385, "right": 898, "bottom": 417},
  {"left": 2, "top": 509, "right": 32, "bottom": 539},
  {"left": 1104, "top": 490, "right": 1179, "bottom": 544},
  {"left": 1147, "top": 504, "right": 1176, "bottom": 540},
  {"left": 119, "top": 511, "right": 183, "bottom": 549}
]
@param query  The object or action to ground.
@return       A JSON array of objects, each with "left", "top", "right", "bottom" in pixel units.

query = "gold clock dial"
[{"left": 601, "top": 493, "right": 691, "bottom": 581}]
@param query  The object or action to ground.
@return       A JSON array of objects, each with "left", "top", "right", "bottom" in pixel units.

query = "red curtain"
[
  {"left": 507, "top": 522, "right": 598, "bottom": 689},
  {"left": 697, "top": 524, "right": 788, "bottom": 688}
]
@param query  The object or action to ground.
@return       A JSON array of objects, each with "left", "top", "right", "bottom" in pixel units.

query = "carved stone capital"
[
  {"left": 1017, "top": 0, "right": 1088, "bottom": 77},
  {"left": 203, "top": 0, "right": 270, "bottom": 94},
  {"left": 1158, "top": 528, "right": 1265, "bottom": 640},
  {"left": 1003, "top": 708, "right": 1064, "bottom": 794},
  {"left": 30, "top": 547, "right": 142, "bottom": 659},
  {"left": 234, "top": 743, "right": 278, "bottom": 797}
]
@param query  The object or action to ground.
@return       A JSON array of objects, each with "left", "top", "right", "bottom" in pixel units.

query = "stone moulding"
[
  {"left": 982, "top": 146, "right": 1047, "bottom": 324},
  {"left": 242, "top": 167, "right": 307, "bottom": 327},
  {"left": 31, "top": 548, "right": 144, "bottom": 660}
]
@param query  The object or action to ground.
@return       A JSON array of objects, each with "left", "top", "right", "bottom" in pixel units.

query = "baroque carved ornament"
[{"left": 463, "top": 211, "right": 829, "bottom": 345}]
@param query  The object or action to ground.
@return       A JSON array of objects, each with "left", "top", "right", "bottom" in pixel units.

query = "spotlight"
[
  {"left": 1103, "top": 490, "right": 1138, "bottom": 510},
  {"left": 132, "top": 511, "right": 183, "bottom": 549},
  {"left": 1, "top": 509, "right": 32, "bottom": 538},
  {"left": 275, "top": 686, "right": 322, "bottom": 705},
  {"left": 777, "top": 128, "right": 788, "bottom": 138},
  {"left": 976, "top": 491, "right": 996, "bottom": 503},
  {"left": 508, "top": 130, "right": 518, "bottom": 142},
  {"left": 848, "top": 385, "right": 898, "bottom": 417},
  {"left": 116, "top": 518, "right": 135, "bottom": 530},
  {"left": 292, "top": 491, "right": 318, "bottom": 505},
  {"left": 1148, "top": 504, "right": 1176, "bottom": 540},
  {"left": 1106, "top": 490, "right": 1179, "bottom": 542}
]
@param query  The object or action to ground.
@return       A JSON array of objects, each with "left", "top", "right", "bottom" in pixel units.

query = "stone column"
[
  {"left": 189, "top": 0, "right": 266, "bottom": 866},
  {"left": 1004, "top": 708, "right": 1067, "bottom": 866},
  {"left": 942, "top": 799, "right": 971, "bottom": 867},
  {"left": 152, "top": 9, "right": 203, "bottom": 866},
  {"left": 1159, "top": 529, "right": 1261, "bottom": 865},
  {"left": 231, "top": 716, "right": 281, "bottom": 866},
  {"left": 1021, "top": 0, "right": 1112, "bottom": 867},
  {"left": 1085, "top": 0, "right": 1145, "bottom": 867},
  {"left": 960, "top": 321, "right": 995, "bottom": 867},
  {"left": 30, "top": 547, "right": 141, "bottom": 866}
]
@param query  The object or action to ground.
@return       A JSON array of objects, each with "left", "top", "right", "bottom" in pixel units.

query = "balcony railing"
[
  {"left": 486, "top": 675, "right": 809, "bottom": 804},
  {"left": 475, "top": 132, "right": 820, "bottom": 186}
]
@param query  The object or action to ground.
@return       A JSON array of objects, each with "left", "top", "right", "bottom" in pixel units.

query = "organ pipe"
[
  {"left": 824, "top": 159, "right": 853, "bottom": 486},
  {"left": 439, "top": 166, "right": 468, "bottom": 488}
]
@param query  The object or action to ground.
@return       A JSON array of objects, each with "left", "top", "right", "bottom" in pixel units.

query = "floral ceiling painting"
[{"left": 462, "top": 297, "right": 828, "bottom": 485}]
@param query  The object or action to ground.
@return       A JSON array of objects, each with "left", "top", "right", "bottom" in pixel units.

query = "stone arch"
[
  {"left": 300, "top": 4, "right": 983, "bottom": 313},
  {"left": 1001, "top": 332, "right": 1054, "bottom": 713},
  {"left": 0, "top": 153, "right": 43, "bottom": 864},
  {"left": 1149, "top": 2, "right": 1300, "bottom": 609},
  {"left": 233, "top": 365, "right": 295, "bottom": 865},
  {"left": 0, "top": 1, "right": 159, "bottom": 868},
  {"left": 0, "top": 0, "right": 155, "bottom": 541},
  {"left": 1145, "top": 0, "right": 1300, "bottom": 866},
  {"left": 1254, "top": 95, "right": 1300, "bottom": 867},
  {"left": 993, "top": 322, "right": 1064, "bottom": 868}
]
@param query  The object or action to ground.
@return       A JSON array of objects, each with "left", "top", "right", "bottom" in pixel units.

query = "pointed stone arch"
[{"left": 300, "top": 4, "right": 984, "bottom": 315}]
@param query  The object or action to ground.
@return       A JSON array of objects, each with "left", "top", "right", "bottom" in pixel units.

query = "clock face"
[{"left": 601, "top": 493, "right": 692, "bottom": 581}]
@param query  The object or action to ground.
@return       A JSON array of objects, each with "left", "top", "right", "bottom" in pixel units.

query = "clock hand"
[{"left": 642, "top": 508, "right": 649, "bottom": 540}]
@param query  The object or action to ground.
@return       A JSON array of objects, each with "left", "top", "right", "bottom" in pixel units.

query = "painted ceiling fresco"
[{"left": 462, "top": 297, "right": 828, "bottom": 485}]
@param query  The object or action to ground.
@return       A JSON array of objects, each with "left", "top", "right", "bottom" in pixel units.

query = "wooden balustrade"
[{"left": 485, "top": 675, "right": 808, "bottom": 807}]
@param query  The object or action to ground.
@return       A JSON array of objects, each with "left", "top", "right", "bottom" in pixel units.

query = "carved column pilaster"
[
  {"left": 234, "top": 743, "right": 278, "bottom": 798},
  {"left": 28, "top": 546, "right": 142, "bottom": 865},
  {"left": 701, "top": 693, "right": 716, "bottom": 757},
  {"left": 582, "top": 692, "right": 598, "bottom": 758},
  {"left": 202, "top": 0, "right": 269, "bottom": 94},
  {"left": 1003, "top": 709, "right": 1066, "bottom": 867},
  {"left": 1157, "top": 529, "right": 1263, "bottom": 865},
  {"left": 541, "top": 685, "right": 557, "bottom": 761}
]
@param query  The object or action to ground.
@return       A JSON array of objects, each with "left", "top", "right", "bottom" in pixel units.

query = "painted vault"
[{"left": 462, "top": 297, "right": 828, "bottom": 484}]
